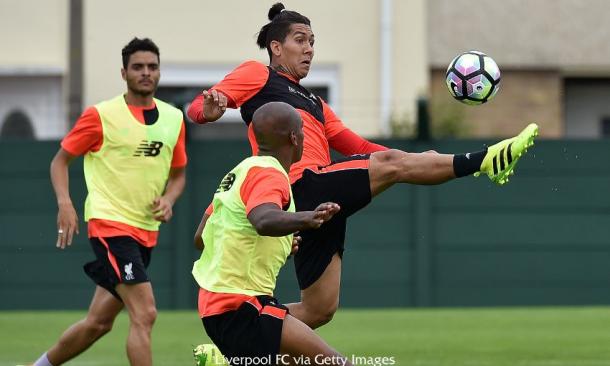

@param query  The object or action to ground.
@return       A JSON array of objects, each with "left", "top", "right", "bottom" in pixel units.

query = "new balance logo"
[
  {"left": 216, "top": 173, "right": 236, "bottom": 193},
  {"left": 133, "top": 140, "right": 164, "bottom": 157}
]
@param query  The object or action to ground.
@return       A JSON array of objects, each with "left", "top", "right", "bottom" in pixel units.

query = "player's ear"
[
  {"left": 121, "top": 68, "right": 127, "bottom": 81},
  {"left": 270, "top": 40, "right": 282, "bottom": 57},
  {"left": 289, "top": 131, "right": 297, "bottom": 146}
]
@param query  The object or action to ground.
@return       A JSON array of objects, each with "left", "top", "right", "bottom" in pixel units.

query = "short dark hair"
[
  {"left": 256, "top": 3, "right": 311, "bottom": 60},
  {"left": 121, "top": 37, "right": 160, "bottom": 69}
]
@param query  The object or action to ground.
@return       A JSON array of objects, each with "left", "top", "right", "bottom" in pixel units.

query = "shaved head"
[
  {"left": 253, "top": 102, "right": 301, "bottom": 146},
  {"left": 252, "top": 102, "right": 304, "bottom": 166}
]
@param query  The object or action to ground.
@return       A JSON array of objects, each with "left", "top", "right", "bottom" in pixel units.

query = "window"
[
  {"left": 564, "top": 78, "right": 610, "bottom": 138},
  {"left": 0, "top": 74, "right": 63, "bottom": 139},
  {"left": 0, "top": 109, "right": 35, "bottom": 139}
]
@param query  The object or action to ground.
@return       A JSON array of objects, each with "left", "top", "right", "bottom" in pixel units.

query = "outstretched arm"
[
  {"left": 242, "top": 167, "right": 340, "bottom": 237},
  {"left": 328, "top": 128, "right": 389, "bottom": 156},
  {"left": 50, "top": 148, "right": 79, "bottom": 249},
  {"left": 187, "top": 61, "right": 270, "bottom": 123},
  {"left": 187, "top": 90, "right": 228, "bottom": 123},
  {"left": 247, "top": 202, "right": 340, "bottom": 237}
]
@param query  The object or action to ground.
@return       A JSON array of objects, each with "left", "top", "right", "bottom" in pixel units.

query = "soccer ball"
[
  {"left": 445, "top": 51, "right": 501, "bottom": 105},
  {"left": 193, "top": 343, "right": 228, "bottom": 366}
]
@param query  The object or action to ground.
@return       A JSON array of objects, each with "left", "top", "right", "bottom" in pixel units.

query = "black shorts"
[
  {"left": 292, "top": 154, "right": 372, "bottom": 290},
  {"left": 84, "top": 236, "right": 153, "bottom": 300},
  {"left": 202, "top": 295, "right": 288, "bottom": 365}
]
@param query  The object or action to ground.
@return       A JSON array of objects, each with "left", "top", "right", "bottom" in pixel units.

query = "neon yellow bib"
[
  {"left": 192, "top": 156, "right": 295, "bottom": 296},
  {"left": 83, "top": 95, "right": 183, "bottom": 230}
]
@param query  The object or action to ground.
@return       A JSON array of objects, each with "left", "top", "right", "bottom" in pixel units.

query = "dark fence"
[{"left": 1, "top": 138, "right": 609, "bottom": 309}]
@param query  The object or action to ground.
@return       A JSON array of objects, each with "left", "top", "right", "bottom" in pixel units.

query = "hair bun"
[{"left": 268, "top": 2, "right": 285, "bottom": 20}]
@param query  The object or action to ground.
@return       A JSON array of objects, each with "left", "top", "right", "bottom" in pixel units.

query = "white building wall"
[
  {"left": 0, "top": 0, "right": 68, "bottom": 70},
  {"left": 393, "top": 0, "right": 428, "bottom": 130},
  {"left": 0, "top": 0, "right": 428, "bottom": 138},
  {"left": 0, "top": 0, "right": 67, "bottom": 138},
  {"left": 84, "top": 0, "right": 427, "bottom": 137}
]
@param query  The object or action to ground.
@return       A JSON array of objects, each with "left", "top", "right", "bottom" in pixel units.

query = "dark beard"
[{"left": 128, "top": 85, "right": 155, "bottom": 98}]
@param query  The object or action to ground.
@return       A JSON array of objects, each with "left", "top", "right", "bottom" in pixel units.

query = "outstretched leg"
[
  {"left": 369, "top": 123, "right": 539, "bottom": 195},
  {"left": 369, "top": 149, "right": 455, "bottom": 195},
  {"left": 289, "top": 123, "right": 539, "bottom": 329}
]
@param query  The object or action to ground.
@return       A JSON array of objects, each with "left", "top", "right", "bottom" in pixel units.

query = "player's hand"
[
  {"left": 56, "top": 202, "right": 79, "bottom": 249},
  {"left": 306, "top": 202, "right": 340, "bottom": 229},
  {"left": 202, "top": 89, "right": 227, "bottom": 121},
  {"left": 291, "top": 235, "right": 302, "bottom": 255},
  {"left": 152, "top": 196, "right": 174, "bottom": 222}
]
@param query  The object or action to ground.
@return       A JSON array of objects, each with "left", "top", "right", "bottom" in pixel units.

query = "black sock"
[{"left": 453, "top": 149, "right": 487, "bottom": 177}]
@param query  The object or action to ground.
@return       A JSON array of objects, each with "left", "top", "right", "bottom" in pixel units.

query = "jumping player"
[{"left": 187, "top": 3, "right": 538, "bottom": 330}]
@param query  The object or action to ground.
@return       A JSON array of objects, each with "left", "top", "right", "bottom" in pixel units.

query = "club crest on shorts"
[{"left": 124, "top": 262, "right": 135, "bottom": 280}]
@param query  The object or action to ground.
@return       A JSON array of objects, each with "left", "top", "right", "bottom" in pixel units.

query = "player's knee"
[
  {"left": 374, "top": 148, "right": 404, "bottom": 162},
  {"left": 313, "top": 306, "right": 337, "bottom": 328},
  {"left": 142, "top": 306, "right": 158, "bottom": 326},
  {"left": 372, "top": 149, "right": 406, "bottom": 183},
  {"left": 132, "top": 306, "right": 157, "bottom": 329},
  {"left": 308, "top": 301, "right": 338, "bottom": 328},
  {"left": 85, "top": 316, "right": 115, "bottom": 337}
]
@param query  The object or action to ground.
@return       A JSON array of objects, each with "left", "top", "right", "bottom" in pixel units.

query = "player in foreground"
[
  {"left": 187, "top": 3, "right": 538, "bottom": 330},
  {"left": 192, "top": 101, "right": 351, "bottom": 365},
  {"left": 30, "top": 37, "right": 187, "bottom": 366}
]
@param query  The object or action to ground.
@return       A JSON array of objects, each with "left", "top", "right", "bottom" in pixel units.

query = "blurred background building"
[
  {"left": 0, "top": 0, "right": 426, "bottom": 140},
  {"left": 429, "top": 0, "right": 610, "bottom": 139},
  {"left": 2, "top": 0, "right": 610, "bottom": 310},
  {"left": 3, "top": 0, "right": 609, "bottom": 141}
]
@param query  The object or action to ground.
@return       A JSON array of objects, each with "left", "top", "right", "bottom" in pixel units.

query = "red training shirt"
[{"left": 187, "top": 60, "right": 387, "bottom": 184}]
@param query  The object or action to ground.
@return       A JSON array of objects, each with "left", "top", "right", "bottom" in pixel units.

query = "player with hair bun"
[{"left": 188, "top": 2, "right": 538, "bottom": 331}]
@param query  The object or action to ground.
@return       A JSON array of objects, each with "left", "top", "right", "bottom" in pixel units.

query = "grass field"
[{"left": 2, "top": 307, "right": 610, "bottom": 366}]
